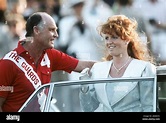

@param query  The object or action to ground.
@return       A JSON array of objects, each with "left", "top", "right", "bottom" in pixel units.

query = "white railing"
[{"left": 18, "top": 77, "right": 157, "bottom": 112}]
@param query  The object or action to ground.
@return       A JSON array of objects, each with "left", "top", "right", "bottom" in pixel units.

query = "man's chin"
[{"left": 44, "top": 46, "right": 54, "bottom": 50}]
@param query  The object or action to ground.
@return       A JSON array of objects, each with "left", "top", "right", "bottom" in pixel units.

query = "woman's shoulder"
[
  {"left": 93, "top": 61, "right": 111, "bottom": 66},
  {"left": 91, "top": 61, "right": 111, "bottom": 70},
  {"left": 133, "top": 58, "right": 155, "bottom": 65},
  {"left": 132, "top": 59, "right": 156, "bottom": 69}
]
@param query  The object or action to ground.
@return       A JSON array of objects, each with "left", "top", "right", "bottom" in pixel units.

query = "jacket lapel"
[
  {"left": 110, "top": 59, "right": 147, "bottom": 106},
  {"left": 93, "top": 61, "right": 113, "bottom": 110}
]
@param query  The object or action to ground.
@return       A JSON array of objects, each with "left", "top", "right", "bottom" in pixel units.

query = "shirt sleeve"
[
  {"left": 0, "top": 60, "right": 15, "bottom": 98},
  {"left": 47, "top": 49, "right": 79, "bottom": 73}
]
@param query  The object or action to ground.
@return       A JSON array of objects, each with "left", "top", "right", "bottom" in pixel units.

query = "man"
[{"left": 0, "top": 12, "right": 95, "bottom": 112}]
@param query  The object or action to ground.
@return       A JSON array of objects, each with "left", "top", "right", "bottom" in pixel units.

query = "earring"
[
  {"left": 120, "top": 54, "right": 123, "bottom": 57},
  {"left": 125, "top": 41, "right": 129, "bottom": 45}
]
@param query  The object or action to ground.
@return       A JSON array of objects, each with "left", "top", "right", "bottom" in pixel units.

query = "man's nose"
[{"left": 53, "top": 31, "right": 59, "bottom": 38}]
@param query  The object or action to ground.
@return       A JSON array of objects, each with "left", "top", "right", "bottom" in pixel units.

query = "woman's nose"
[{"left": 106, "top": 39, "right": 113, "bottom": 44}]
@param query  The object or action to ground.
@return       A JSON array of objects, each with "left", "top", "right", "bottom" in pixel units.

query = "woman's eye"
[
  {"left": 105, "top": 36, "right": 109, "bottom": 40},
  {"left": 104, "top": 36, "right": 118, "bottom": 40},
  {"left": 112, "top": 36, "right": 118, "bottom": 39}
]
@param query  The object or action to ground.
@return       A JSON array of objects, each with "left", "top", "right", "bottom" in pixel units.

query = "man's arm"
[
  {"left": 0, "top": 97, "right": 5, "bottom": 112},
  {"left": 74, "top": 60, "right": 96, "bottom": 72}
]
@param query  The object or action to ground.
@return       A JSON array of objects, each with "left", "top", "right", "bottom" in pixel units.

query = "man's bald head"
[{"left": 25, "top": 12, "right": 55, "bottom": 37}]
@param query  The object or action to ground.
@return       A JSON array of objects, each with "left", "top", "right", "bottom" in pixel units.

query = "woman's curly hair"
[{"left": 97, "top": 15, "right": 155, "bottom": 64}]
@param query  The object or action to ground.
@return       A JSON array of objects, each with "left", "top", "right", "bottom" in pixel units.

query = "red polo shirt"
[{"left": 0, "top": 41, "right": 79, "bottom": 112}]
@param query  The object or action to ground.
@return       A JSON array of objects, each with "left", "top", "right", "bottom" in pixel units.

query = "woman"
[{"left": 79, "top": 15, "right": 158, "bottom": 112}]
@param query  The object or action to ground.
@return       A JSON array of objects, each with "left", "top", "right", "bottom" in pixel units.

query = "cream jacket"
[{"left": 79, "top": 59, "right": 158, "bottom": 112}]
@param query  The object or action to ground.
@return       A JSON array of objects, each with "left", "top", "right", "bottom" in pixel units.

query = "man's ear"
[{"left": 33, "top": 26, "right": 40, "bottom": 35}]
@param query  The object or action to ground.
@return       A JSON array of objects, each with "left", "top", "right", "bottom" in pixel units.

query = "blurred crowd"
[
  {"left": 0, "top": 0, "right": 166, "bottom": 80},
  {"left": 0, "top": 0, "right": 166, "bottom": 111}
]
